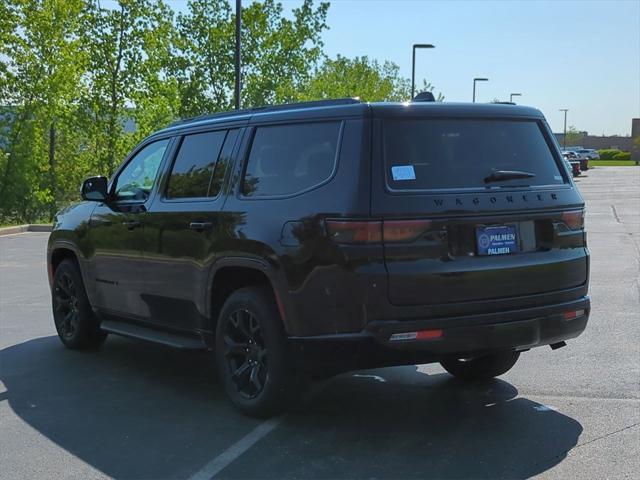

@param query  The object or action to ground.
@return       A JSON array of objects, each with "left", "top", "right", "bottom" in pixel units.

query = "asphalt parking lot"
[{"left": 1, "top": 166, "right": 639, "bottom": 479}]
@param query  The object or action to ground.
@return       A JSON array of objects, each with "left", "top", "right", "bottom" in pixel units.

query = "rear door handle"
[
  {"left": 89, "top": 219, "right": 112, "bottom": 228},
  {"left": 189, "top": 222, "right": 213, "bottom": 232},
  {"left": 122, "top": 220, "right": 141, "bottom": 230}
]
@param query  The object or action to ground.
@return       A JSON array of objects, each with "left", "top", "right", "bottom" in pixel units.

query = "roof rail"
[{"left": 168, "top": 97, "right": 361, "bottom": 128}]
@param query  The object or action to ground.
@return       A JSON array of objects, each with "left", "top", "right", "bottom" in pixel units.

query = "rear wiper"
[{"left": 484, "top": 170, "right": 535, "bottom": 183}]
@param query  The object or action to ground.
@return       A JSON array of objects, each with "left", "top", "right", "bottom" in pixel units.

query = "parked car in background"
[
  {"left": 562, "top": 153, "right": 581, "bottom": 177},
  {"left": 574, "top": 149, "right": 598, "bottom": 170},
  {"left": 562, "top": 150, "right": 588, "bottom": 171},
  {"left": 47, "top": 98, "right": 590, "bottom": 416},
  {"left": 578, "top": 157, "right": 589, "bottom": 171},
  {"left": 577, "top": 149, "right": 599, "bottom": 160}
]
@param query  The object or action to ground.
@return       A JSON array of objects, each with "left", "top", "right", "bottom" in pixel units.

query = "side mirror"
[{"left": 81, "top": 176, "right": 109, "bottom": 202}]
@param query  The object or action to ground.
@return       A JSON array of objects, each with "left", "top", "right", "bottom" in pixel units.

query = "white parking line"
[
  {"left": 352, "top": 374, "right": 386, "bottom": 383},
  {"left": 189, "top": 416, "right": 283, "bottom": 480},
  {"left": 533, "top": 404, "right": 559, "bottom": 412}
]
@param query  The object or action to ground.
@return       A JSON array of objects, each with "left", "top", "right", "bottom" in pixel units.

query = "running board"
[{"left": 100, "top": 320, "right": 207, "bottom": 350}]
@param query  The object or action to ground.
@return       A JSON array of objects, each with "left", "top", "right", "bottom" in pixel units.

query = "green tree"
[
  {"left": 240, "top": 0, "right": 329, "bottom": 106},
  {"left": 299, "top": 55, "right": 404, "bottom": 101},
  {"left": 172, "top": 0, "right": 329, "bottom": 116},
  {"left": 299, "top": 55, "right": 442, "bottom": 102},
  {"left": 128, "top": 0, "right": 180, "bottom": 141},
  {"left": 0, "top": 0, "right": 88, "bottom": 221},
  {"left": 172, "top": 0, "right": 235, "bottom": 117},
  {"left": 0, "top": 0, "right": 448, "bottom": 224},
  {"left": 0, "top": 2, "right": 19, "bottom": 104},
  {"left": 84, "top": 0, "right": 177, "bottom": 177},
  {"left": 564, "top": 126, "right": 584, "bottom": 147}
]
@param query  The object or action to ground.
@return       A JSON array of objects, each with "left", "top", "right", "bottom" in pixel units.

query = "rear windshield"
[{"left": 384, "top": 119, "right": 565, "bottom": 191}]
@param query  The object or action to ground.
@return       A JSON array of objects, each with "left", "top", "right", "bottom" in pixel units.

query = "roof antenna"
[{"left": 411, "top": 91, "right": 435, "bottom": 102}]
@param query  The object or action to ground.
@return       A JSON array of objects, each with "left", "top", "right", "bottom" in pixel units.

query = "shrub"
[
  {"left": 613, "top": 151, "right": 631, "bottom": 160},
  {"left": 597, "top": 149, "right": 623, "bottom": 160}
]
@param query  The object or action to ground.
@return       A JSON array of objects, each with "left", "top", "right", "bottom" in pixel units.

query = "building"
[
  {"left": 554, "top": 118, "right": 639, "bottom": 162},
  {"left": 632, "top": 118, "right": 640, "bottom": 161}
]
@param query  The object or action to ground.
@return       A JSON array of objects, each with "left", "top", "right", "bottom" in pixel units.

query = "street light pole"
[
  {"left": 234, "top": 0, "right": 241, "bottom": 110},
  {"left": 559, "top": 109, "right": 569, "bottom": 150},
  {"left": 411, "top": 44, "right": 435, "bottom": 100},
  {"left": 510, "top": 93, "right": 522, "bottom": 103},
  {"left": 473, "top": 78, "right": 489, "bottom": 102}
]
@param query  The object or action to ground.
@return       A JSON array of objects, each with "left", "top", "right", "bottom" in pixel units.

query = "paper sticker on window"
[{"left": 391, "top": 165, "right": 416, "bottom": 181}]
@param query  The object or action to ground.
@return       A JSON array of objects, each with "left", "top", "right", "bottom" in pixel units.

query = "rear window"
[
  {"left": 242, "top": 122, "right": 341, "bottom": 197},
  {"left": 384, "top": 119, "right": 565, "bottom": 191}
]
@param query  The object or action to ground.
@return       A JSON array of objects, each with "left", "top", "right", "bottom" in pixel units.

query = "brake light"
[
  {"left": 563, "top": 309, "right": 585, "bottom": 321},
  {"left": 326, "top": 219, "right": 433, "bottom": 244},
  {"left": 561, "top": 210, "right": 584, "bottom": 230},
  {"left": 325, "top": 220, "right": 382, "bottom": 244},
  {"left": 416, "top": 329, "right": 443, "bottom": 340},
  {"left": 383, "top": 219, "right": 432, "bottom": 243}
]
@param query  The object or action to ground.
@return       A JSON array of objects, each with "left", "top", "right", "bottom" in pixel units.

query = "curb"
[{"left": 0, "top": 224, "right": 53, "bottom": 237}]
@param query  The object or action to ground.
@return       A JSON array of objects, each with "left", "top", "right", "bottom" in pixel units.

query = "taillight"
[
  {"left": 326, "top": 219, "right": 432, "bottom": 244},
  {"left": 383, "top": 219, "right": 431, "bottom": 243},
  {"left": 561, "top": 210, "right": 585, "bottom": 230},
  {"left": 325, "top": 220, "right": 382, "bottom": 244}
]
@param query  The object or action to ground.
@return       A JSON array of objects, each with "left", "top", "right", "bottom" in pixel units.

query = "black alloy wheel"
[
  {"left": 53, "top": 271, "right": 80, "bottom": 340},
  {"left": 222, "top": 309, "right": 268, "bottom": 399},
  {"left": 215, "top": 286, "right": 306, "bottom": 417},
  {"left": 51, "top": 259, "right": 107, "bottom": 349}
]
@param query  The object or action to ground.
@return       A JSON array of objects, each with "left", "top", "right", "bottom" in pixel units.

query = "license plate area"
[{"left": 476, "top": 225, "right": 518, "bottom": 256}]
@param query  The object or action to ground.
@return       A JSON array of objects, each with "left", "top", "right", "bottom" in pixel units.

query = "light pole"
[
  {"left": 411, "top": 44, "right": 435, "bottom": 100},
  {"left": 234, "top": 0, "right": 241, "bottom": 109},
  {"left": 559, "top": 109, "right": 569, "bottom": 149},
  {"left": 473, "top": 78, "right": 489, "bottom": 102},
  {"left": 510, "top": 93, "right": 522, "bottom": 103}
]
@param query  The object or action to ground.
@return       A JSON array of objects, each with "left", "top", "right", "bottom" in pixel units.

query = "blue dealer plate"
[{"left": 476, "top": 225, "right": 518, "bottom": 256}]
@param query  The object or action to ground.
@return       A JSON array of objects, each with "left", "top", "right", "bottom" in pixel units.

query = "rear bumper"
[{"left": 289, "top": 296, "right": 590, "bottom": 373}]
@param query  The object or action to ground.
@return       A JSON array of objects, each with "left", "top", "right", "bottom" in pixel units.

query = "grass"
[
  {"left": 589, "top": 160, "right": 638, "bottom": 167},
  {"left": 0, "top": 220, "right": 48, "bottom": 227}
]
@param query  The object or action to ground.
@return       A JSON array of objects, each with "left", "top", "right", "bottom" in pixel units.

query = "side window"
[
  {"left": 242, "top": 122, "right": 341, "bottom": 197},
  {"left": 114, "top": 139, "right": 169, "bottom": 201},
  {"left": 166, "top": 130, "right": 227, "bottom": 199}
]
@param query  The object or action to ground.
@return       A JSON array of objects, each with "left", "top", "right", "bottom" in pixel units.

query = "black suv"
[{"left": 47, "top": 98, "right": 590, "bottom": 416}]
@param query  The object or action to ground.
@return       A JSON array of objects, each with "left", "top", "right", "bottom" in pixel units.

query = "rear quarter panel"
[{"left": 221, "top": 117, "right": 380, "bottom": 336}]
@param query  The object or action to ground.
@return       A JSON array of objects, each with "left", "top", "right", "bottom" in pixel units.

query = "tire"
[
  {"left": 215, "top": 286, "right": 304, "bottom": 417},
  {"left": 440, "top": 351, "right": 520, "bottom": 381},
  {"left": 51, "top": 259, "right": 107, "bottom": 350}
]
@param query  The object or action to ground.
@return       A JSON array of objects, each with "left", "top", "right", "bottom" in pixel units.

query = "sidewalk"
[{"left": 0, "top": 224, "right": 52, "bottom": 236}]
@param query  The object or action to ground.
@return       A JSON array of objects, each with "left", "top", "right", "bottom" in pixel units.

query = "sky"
[
  {"left": 316, "top": 0, "right": 640, "bottom": 136},
  {"left": 142, "top": 0, "right": 640, "bottom": 136}
]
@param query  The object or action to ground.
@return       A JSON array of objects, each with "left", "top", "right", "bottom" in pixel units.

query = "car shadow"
[
  {"left": 1, "top": 336, "right": 582, "bottom": 479},
  {"left": 243, "top": 368, "right": 582, "bottom": 479}
]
